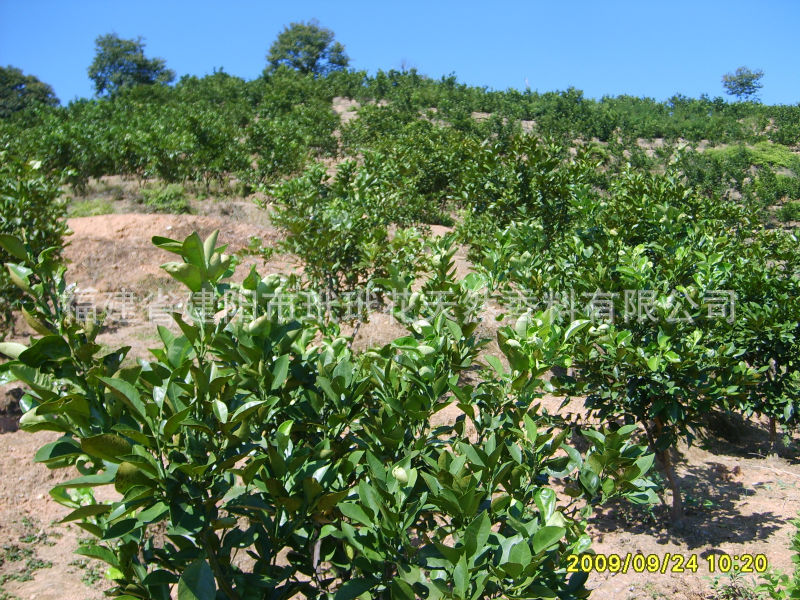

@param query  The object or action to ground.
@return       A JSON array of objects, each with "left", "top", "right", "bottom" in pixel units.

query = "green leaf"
[
  {"left": 433, "top": 541, "right": 462, "bottom": 565},
  {"left": 99, "top": 376, "right": 146, "bottom": 419},
  {"left": 463, "top": 512, "right": 490, "bottom": 561},
  {"left": 143, "top": 570, "right": 179, "bottom": 585},
  {"left": 211, "top": 400, "right": 228, "bottom": 423},
  {"left": 334, "top": 577, "right": 380, "bottom": 600},
  {"left": 35, "top": 437, "right": 82, "bottom": 465},
  {"left": 523, "top": 414, "right": 538, "bottom": 443},
  {"left": 61, "top": 504, "right": 112, "bottom": 523},
  {"left": 525, "top": 585, "right": 557, "bottom": 599},
  {"left": 646, "top": 355, "right": 660, "bottom": 372},
  {"left": 664, "top": 351, "right": 680, "bottom": 363},
  {"left": 581, "top": 429, "right": 605, "bottom": 446},
  {"left": 532, "top": 525, "right": 565, "bottom": 553},
  {"left": 534, "top": 488, "right": 556, "bottom": 524},
  {"left": 115, "top": 462, "right": 153, "bottom": 493},
  {"left": 81, "top": 434, "right": 132, "bottom": 463},
  {"left": 491, "top": 494, "right": 511, "bottom": 513},
  {"left": 7, "top": 263, "right": 32, "bottom": 292},
  {"left": 657, "top": 331, "right": 670, "bottom": 348},
  {"left": 101, "top": 518, "right": 139, "bottom": 540},
  {"left": 453, "top": 555, "right": 469, "bottom": 598},
  {"left": 616, "top": 424, "right": 638, "bottom": 437},
  {"left": 163, "top": 407, "right": 191, "bottom": 436},
  {"left": 151, "top": 235, "right": 184, "bottom": 254},
  {"left": 75, "top": 544, "right": 120, "bottom": 568},
  {"left": 271, "top": 354, "right": 290, "bottom": 390},
  {"left": 390, "top": 579, "right": 416, "bottom": 600},
  {"left": 203, "top": 230, "right": 220, "bottom": 263},
  {"left": 507, "top": 541, "right": 532, "bottom": 570},
  {"left": 18, "top": 336, "right": 70, "bottom": 367},
  {"left": 177, "top": 559, "right": 216, "bottom": 600},
  {"left": 485, "top": 354, "right": 505, "bottom": 376},
  {"left": 338, "top": 503, "right": 372, "bottom": 527},
  {"left": 0, "top": 362, "right": 17, "bottom": 385},
  {"left": 52, "top": 465, "right": 118, "bottom": 489},
  {"left": 21, "top": 307, "right": 52, "bottom": 336},
  {"left": 161, "top": 262, "right": 204, "bottom": 292},
  {"left": 564, "top": 319, "right": 590, "bottom": 342},
  {"left": 0, "top": 342, "right": 27, "bottom": 359},
  {"left": 229, "top": 400, "right": 266, "bottom": 424},
  {"left": 580, "top": 468, "right": 600, "bottom": 494},
  {"left": 634, "top": 453, "right": 655, "bottom": 476},
  {"left": 181, "top": 232, "right": 206, "bottom": 268},
  {"left": 0, "top": 234, "right": 27, "bottom": 260}
]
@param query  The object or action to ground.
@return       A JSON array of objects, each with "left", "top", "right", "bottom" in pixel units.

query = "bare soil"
[{"left": 1, "top": 211, "right": 798, "bottom": 600}]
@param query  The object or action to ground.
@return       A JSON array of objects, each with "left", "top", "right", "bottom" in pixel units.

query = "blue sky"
[{"left": 1, "top": 0, "right": 798, "bottom": 105}]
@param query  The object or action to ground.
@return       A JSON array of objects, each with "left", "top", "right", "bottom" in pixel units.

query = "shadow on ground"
[
  {"left": 588, "top": 413, "right": 797, "bottom": 550},
  {"left": 0, "top": 385, "right": 22, "bottom": 433}
]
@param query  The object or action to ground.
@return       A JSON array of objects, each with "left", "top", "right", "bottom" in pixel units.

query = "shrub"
[
  {"left": 140, "top": 183, "right": 190, "bottom": 214},
  {"left": 0, "top": 151, "right": 67, "bottom": 338},
  {"left": 472, "top": 169, "right": 764, "bottom": 521},
  {"left": 68, "top": 197, "right": 114, "bottom": 218},
  {"left": 757, "top": 513, "right": 800, "bottom": 599},
  {"left": 268, "top": 161, "right": 429, "bottom": 301},
  {"left": 0, "top": 230, "right": 657, "bottom": 599},
  {"left": 778, "top": 200, "right": 800, "bottom": 222},
  {"left": 750, "top": 169, "right": 800, "bottom": 208}
]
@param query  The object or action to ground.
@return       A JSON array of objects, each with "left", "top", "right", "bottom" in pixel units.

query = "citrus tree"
[
  {"left": 473, "top": 169, "right": 762, "bottom": 522},
  {"left": 0, "top": 230, "right": 656, "bottom": 599},
  {"left": 0, "top": 151, "right": 68, "bottom": 337}
]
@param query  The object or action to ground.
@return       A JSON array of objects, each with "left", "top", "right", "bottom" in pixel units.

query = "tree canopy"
[
  {"left": 0, "top": 66, "right": 59, "bottom": 118},
  {"left": 88, "top": 33, "right": 176, "bottom": 97},
  {"left": 722, "top": 66, "right": 764, "bottom": 102},
  {"left": 266, "top": 20, "right": 349, "bottom": 76}
]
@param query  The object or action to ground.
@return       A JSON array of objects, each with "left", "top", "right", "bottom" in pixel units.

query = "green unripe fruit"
[
  {"left": 115, "top": 462, "right": 152, "bottom": 493},
  {"left": 392, "top": 465, "right": 408, "bottom": 484},
  {"left": 246, "top": 314, "right": 270, "bottom": 335}
]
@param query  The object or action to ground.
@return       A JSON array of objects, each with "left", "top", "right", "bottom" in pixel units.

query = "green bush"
[
  {"left": 0, "top": 151, "right": 67, "bottom": 337},
  {"left": 68, "top": 197, "right": 114, "bottom": 217},
  {"left": 749, "top": 168, "right": 800, "bottom": 208},
  {"left": 269, "top": 161, "right": 430, "bottom": 300},
  {"left": 471, "top": 168, "right": 773, "bottom": 521},
  {"left": 778, "top": 200, "right": 800, "bottom": 222},
  {"left": 757, "top": 513, "right": 800, "bottom": 599},
  {"left": 140, "top": 183, "right": 190, "bottom": 214},
  {"left": 0, "top": 230, "right": 657, "bottom": 599}
]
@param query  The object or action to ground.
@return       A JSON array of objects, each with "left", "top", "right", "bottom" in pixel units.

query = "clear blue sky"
[{"left": 1, "top": 0, "right": 798, "bottom": 105}]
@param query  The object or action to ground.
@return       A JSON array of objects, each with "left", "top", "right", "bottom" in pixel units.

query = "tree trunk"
[
  {"left": 769, "top": 416, "right": 778, "bottom": 455},
  {"left": 640, "top": 420, "right": 668, "bottom": 509},
  {"left": 657, "top": 447, "right": 684, "bottom": 523},
  {"left": 643, "top": 417, "right": 684, "bottom": 524}
]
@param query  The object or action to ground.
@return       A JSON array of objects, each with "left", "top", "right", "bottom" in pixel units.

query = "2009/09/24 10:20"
[{"left": 567, "top": 552, "right": 769, "bottom": 574}]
